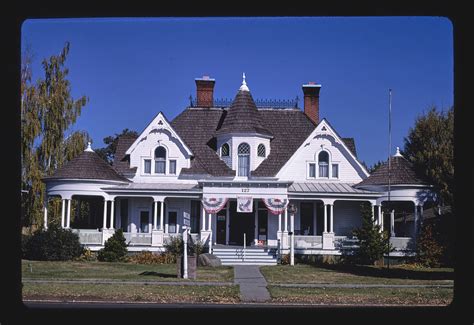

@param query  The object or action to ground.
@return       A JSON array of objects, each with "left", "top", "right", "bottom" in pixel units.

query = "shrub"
[
  {"left": 128, "top": 251, "right": 175, "bottom": 264},
  {"left": 97, "top": 229, "right": 128, "bottom": 262},
  {"left": 352, "top": 202, "right": 393, "bottom": 265},
  {"left": 75, "top": 248, "right": 97, "bottom": 262},
  {"left": 164, "top": 235, "right": 202, "bottom": 258},
  {"left": 23, "top": 224, "right": 84, "bottom": 261},
  {"left": 280, "top": 254, "right": 290, "bottom": 265},
  {"left": 416, "top": 222, "right": 444, "bottom": 267},
  {"left": 21, "top": 234, "right": 31, "bottom": 259}
]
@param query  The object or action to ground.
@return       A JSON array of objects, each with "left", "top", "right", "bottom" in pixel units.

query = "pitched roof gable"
[
  {"left": 275, "top": 118, "right": 370, "bottom": 178},
  {"left": 125, "top": 111, "right": 193, "bottom": 157}
]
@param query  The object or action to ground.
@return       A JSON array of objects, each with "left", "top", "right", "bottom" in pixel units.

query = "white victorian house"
[{"left": 42, "top": 74, "right": 435, "bottom": 264}]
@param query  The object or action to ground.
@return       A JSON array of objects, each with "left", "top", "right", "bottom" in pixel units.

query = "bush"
[
  {"left": 23, "top": 224, "right": 84, "bottom": 261},
  {"left": 75, "top": 248, "right": 97, "bottom": 262},
  {"left": 164, "top": 235, "right": 203, "bottom": 258},
  {"left": 97, "top": 229, "right": 128, "bottom": 262},
  {"left": 416, "top": 222, "right": 444, "bottom": 267},
  {"left": 128, "top": 251, "right": 176, "bottom": 264},
  {"left": 280, "top": 254, "right": 290, "bottom": 265},
  {"left": 21, "top": 234, "right": 31, "bottom": 259}
]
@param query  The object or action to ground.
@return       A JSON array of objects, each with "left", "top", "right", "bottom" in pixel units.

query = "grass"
[
  {"left": 268, "top": 286, "right": 453, "bottom": 305},
  {"left": 260, "top": 264, "right": 454, "bottom": 285},
  {"left": 22, "top": 260, "right": 233, "bottom": 282},
  {"left": 23, "top": 282, "right": 240, "bottom": 303}
]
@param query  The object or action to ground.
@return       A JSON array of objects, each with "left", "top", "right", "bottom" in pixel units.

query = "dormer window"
[
  {"left": 318, "top": 151, "right": 329, "bottom": 178},
  {"left": 154, "top": 146, "right": 166, "bottom": 174},
  {"left": 257, "top": 144, "right": 266, "bottom": 157},
  {"left": 238, "top": 143, "right": 250, "bottom": 177},
  {"left": 221, "top": 143, "right": 230, "bottom": 157}
]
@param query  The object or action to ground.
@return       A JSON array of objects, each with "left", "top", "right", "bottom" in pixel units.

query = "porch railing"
[
  {"left": 294, "top": 235, "right": 322, "bottom": 249},
  {"left": 390, "top": 237, "right": 415, "bottom": 251},
  {"left": 124, "top": 232, "right": 152, "bottom": 245},
  {"left": 72, "top": 229, "right": 102, "bottom": 245}
]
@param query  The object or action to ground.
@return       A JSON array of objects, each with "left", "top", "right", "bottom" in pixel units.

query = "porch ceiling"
[
  {"left": 101, "top": 183, "right": 202, "bottom": 192},
  {"left": 288, "top": 182, "right": 381, "bottom": 195}
]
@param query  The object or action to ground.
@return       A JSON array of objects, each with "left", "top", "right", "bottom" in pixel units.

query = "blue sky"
[{"left": 21, "top": 17, "right": 453, "bottom": 167}]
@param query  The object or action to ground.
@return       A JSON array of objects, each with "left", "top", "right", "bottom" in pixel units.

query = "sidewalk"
[{"left": 233, "top": 265, "right": 271, "bottom": 303}]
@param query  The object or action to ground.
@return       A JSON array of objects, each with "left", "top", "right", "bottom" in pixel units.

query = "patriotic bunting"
[
  {"left": 261, "top": 198, "right": 288, "bottom": 214},
  {"left": 201, "top": 197, "right": 228, "bottom": 214}
]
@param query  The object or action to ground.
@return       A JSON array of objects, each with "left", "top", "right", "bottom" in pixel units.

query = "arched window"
[
  {"left": 154, "top": 146, "right": 166, "bottom": 174},
  {"left": 318, "top": 151, "right": 329, "bottom": 177},
  {"left": 221, "top": 143, "right": 230, "bottom": 157},
  {"left": 238, "top": 143, "right": 250, "bottom": 177},
  {"left": 257, "top": 144, "right": 266, "bottom": 157}
]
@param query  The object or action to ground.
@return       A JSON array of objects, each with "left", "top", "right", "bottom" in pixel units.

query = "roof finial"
[
  {"left": 85, "top": 141, "right": 94, "bottom": 152},
  {"left": 394, "top": 146, "right": 403, "bottom": 157},
  {"left": 239, "top": 72, "right": 249, "bottom": 92}
]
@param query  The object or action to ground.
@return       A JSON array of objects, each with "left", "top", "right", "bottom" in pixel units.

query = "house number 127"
[{"left": 241, "top": 188, "right": 249, "bottom": 192}]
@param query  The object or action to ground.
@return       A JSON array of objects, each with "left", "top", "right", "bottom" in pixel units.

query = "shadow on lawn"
[
  {"left": 139, "top": 271, "right": 177, "bottom": 278},
  {"left": 310, "top": 263, "right": 454, "bottom": 281}
]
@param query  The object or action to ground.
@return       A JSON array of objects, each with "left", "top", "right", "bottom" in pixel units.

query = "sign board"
[
  {"left": 237, "top": 196, "right": 253, "bottom": 213},
  {"left": 183, "top": 212, "right": 190, "bottom": 227}
]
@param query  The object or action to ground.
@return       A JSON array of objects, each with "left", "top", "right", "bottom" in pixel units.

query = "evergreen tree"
[
  {"left": 97, "top": 229, "right": 128, "bottom": 262},
  {"left": 416, "top": 221, "right": 444, "bottom": 267},
  {"left": 95, "top": 129, "right": 138, "bottom": 165},
  {"left": 403, "top": 106, "right": 454, "bottom": 207},
  {"left": 352, "top": 202, "right": 392, "bottom": 265}
]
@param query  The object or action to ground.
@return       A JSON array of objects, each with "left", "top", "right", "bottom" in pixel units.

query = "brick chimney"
[
  {"left": 302, "top": 82, "right": 322, "bottom": 125},
  {"left": 195, "top": 75, "right": 215, "bottom": 108}
]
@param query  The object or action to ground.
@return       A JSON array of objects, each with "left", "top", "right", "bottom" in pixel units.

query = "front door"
[
  {"left": 229, "top": 201, "right": 254, "bottom": 246},
  {"left": 216, "top": 209, "right": 227, "bottom": 245}
]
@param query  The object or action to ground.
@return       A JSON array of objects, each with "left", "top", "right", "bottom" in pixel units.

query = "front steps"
[{"left": 212, "top": 247, "right": 278, "bottom": 265}]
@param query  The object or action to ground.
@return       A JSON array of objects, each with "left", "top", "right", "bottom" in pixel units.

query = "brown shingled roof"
[
  {"left": 44, "top": 150, "right": 130, "bottom": 182},
  {"left": 215, "top": 90, "right": 273, "bottom": 137},
  {"left": 356, "top": 156, "right": 428, "bottom": 186},
  {"left": 113, "top": 134, "right": 138, "bottom": 177}
]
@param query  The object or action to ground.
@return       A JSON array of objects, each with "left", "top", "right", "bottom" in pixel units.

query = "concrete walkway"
[{"left": 233, "top": 265, "right": 271, "bottom": 302}]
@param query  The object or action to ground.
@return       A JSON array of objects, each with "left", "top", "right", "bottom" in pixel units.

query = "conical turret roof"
[{"left": 215, "top": 89, "right": 273, "bottom": 137}]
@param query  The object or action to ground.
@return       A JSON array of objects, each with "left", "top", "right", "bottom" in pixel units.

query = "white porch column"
[
  {"left": 102, "top": 199, "right": 108, "bottom": 230},
  {"left": 153, "top": 201, "right": 158, "bottom": 230},
  {"left": 414, "top": 204, "right": 419, "bottom": 238},
  {"left": 66, "top": 199, "right": 71, "bottom": 229},
  {"left": 61, "top": 199, "right": 66, "bottom": 228},
  {"left": 160, "top": 201, "right": 164, "bottom": 231},
  {"left": 329, "top": 204, "right": 334, "bottom": 233},
  {"left": 420, "top": 205, "right": 424, "bottom": 228},
  {"left": 109, "top": 200, "right": 115, "bottom": 230},
  {"left": 390, "top": 209, "right": 395, "bottom": 237},
  {"left": 371, "top": 204, "right": 375, "bottom": 222},
  {"left": 43, "top": 197, "right": 48, "bottom": 230},
  {"left": 290, "top": 210, "right": 295, "bottom": 266},
  {"left": 201, "top": 205, "right": 206, "bottom": 231},
  {"left": 323, "top": 204, "right": 328, "bottom": 233},
  {"left": 284, "top": 208, "right": 288, "bottom": 232},
  {"left": 207, "top": 213, "right": 212, "bottom": 231},
  {"left": 278, "top": 212, "right": 282, "bottom": 232},
  {"left": 377, "top": 204, "right": 383, "bottom": 228}
]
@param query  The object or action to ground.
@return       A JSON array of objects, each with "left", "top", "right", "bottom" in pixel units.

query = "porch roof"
[
  {"left": 101, "top": 183, "right": 202, "bottom": 192},
  {"left": 288, "top": 182, "right": 380, "bottom": 195}
]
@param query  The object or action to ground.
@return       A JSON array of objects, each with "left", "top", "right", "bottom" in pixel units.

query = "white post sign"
[
  {"left": 183, "top": 226, "right": 188, "bottom": 279},
  {"left": 183, "top": 212, "right": 191, "bottom": 227}
]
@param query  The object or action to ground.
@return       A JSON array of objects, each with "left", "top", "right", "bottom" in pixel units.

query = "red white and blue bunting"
[
  {"left": 201, "top": 197, "right": 228, "bottom": 214},
  {"left": 261, "top": 198, "right": 288, "bottom": 215}
]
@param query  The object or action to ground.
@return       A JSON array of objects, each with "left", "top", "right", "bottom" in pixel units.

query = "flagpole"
[{"left": 387, "top": 88, "right": 392, "bottom": 269}]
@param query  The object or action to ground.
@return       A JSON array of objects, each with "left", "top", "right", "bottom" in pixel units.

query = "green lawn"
[
  {"left": 22, "top": 260, "right": 234, "bottom": 282},
  {"left": 260, "top": 264, "right": 454, "bottom": 285},
  {"left": 23, "top": 282, "right": 240, "bottom": 303},
  {"left": 268, "top": 286, "right": 453, "bottom": 305}
]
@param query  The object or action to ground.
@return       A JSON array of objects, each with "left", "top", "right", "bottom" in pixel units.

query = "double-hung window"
[
  {"left": 318, "top": 151, "right": 329, "bottom": 178},
  {"left": 155, "top": 146, "right": 166, "bottom": 174},
  {"left": 238, "top": 143, "right": 250, "bottom": 177}
]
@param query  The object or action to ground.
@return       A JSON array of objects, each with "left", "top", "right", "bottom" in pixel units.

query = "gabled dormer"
[
  {"left": 125, "top": 112, "right": 193, "bottom": 182},
  {"left": 214, "top": 74, "right": 273, "bottom": 178},
  {"left": 276, "top": 118, "right": 369, "bottom": 182}
]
